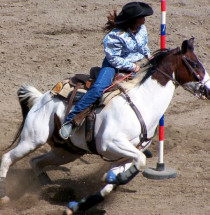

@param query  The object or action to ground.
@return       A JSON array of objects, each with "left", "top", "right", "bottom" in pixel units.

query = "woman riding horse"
[
  {"left": 59, "top": 1, "right": 154, "bottom": 139},
  {"left": 0, "top": 38, "right": 210, "bottom": 214}
]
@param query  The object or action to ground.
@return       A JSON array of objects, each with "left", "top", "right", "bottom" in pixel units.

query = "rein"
[{"left": 155, "top": 68, "right": 180, "bottom": 87}]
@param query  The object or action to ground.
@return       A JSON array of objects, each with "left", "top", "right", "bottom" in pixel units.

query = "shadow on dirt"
[
  {"left": 4, "top": 165, "right": 108, "bottom": 215},
  {"left": 5, "top": 163, "right": 110, "bottom": 202}
]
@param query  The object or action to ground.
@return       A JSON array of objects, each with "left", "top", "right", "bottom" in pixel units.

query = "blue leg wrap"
[
  {"left": 68, "top": 201, "right": 79, "bottom": 212},
  {"left": 105, "top": 170, "right": 117, "bottom": 184},
  {"left": 106, "top": 165, "right": 140, "bottom": 185},
  {"left": 68, "top": 192, "right": 104, "bottom": 213}
]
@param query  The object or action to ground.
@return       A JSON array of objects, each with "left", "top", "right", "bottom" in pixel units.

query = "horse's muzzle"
[
  {"left": 182, "top": 82, "right": 210, "bottom": 100},
  {"left": 199, "top": 85, "right": 210, "bottom": 100}
]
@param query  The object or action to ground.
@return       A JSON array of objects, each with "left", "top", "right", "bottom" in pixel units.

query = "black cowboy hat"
[{"left": 115, "top": 2, "right": 153, "bottom": 24}]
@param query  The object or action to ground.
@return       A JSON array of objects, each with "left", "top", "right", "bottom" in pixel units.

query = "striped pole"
[
  {"left": 158, "top": 116, "right": 164, "bottom": 166},
  {"left": 143, "top": 0, "right": 177, "bottom": 179},
  {"left": 157, "top": 0, "right": 167, "bottom": 170},
  {"left": 161, "top": 0, "right": 166, "bottom": 49}
]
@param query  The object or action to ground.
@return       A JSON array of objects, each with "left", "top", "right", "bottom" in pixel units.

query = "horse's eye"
[{"left": 192, "top": 63, "right": 197, "bottom": 68}]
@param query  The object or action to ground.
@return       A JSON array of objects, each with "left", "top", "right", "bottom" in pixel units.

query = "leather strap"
[
  {"left": 181, "top": 56, "right": 201, "bottom": 81},
  {"left": 117, "top": 85, "right": 151, "bottom": 144},
  {"left": 64, "top": 83, "right": 82, "bottom": 119}
]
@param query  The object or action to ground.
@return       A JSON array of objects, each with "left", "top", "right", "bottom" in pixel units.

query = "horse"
[{"left": 0, "top": 38, "right": 210, "bottom": 214}]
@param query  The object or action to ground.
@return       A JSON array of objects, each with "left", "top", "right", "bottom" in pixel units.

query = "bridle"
[
  {"left": 181, "top": 55, "right": 202, "bottom": 81},
  {"left": 155, "top": 47, "right": 209, "bottom": 99}
]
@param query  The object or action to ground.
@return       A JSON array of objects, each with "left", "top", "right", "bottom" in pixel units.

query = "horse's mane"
[
  {"left": 140, "top": 48, "right": 171, "bottom": 84},
  {"left": 120, "top": 48, "right": 171, "bottom": 90}
]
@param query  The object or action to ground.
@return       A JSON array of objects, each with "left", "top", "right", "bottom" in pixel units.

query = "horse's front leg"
[
  {"left": 63, "top": 136, "right": 146, "bottom": 214},
  {"left": 64, "top": 159, "right": 133, "bottom": 214},
  {"left": 100, "top": 135, "right": 146, "bottom": 185},
  {"left": 64, "top": 183, "right": 116, "bottom": 215}
]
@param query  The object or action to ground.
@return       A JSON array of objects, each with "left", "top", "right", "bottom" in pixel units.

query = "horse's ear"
[
  {"left": 181, "top": 40, "right": 188, "bottom": 54},
  {"left": 188, "top": 37, "right": 195, "bottom": 46},
  {"left": 188, "top": 37, "right": 195, "bottom": 51},
  {"left": 181, "top": 37, "right": 195, "bottom": 54}
]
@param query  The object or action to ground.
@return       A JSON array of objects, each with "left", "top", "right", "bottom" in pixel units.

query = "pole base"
[{"left": 142, "top": 163, "right": 177, "bottom": 180}]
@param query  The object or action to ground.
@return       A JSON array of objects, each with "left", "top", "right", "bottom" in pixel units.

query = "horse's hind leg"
[
  {"left": 0, "top": 139, "right": 45, "bottom": 202},
  {"left": 30, "top": 147, "right": 81, "bottom": 186}
]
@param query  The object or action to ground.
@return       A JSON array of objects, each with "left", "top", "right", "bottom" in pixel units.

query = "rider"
[{"left": 59, "top": 1, "right": 153, "bottom": 139}]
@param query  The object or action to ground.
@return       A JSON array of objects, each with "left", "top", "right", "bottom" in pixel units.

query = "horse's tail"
[
  {"left": 18, "top": 84, "right": 43, "bottom": 120},
  {"left": 4, "top": 84, "right": 43, "bottom": 151}
]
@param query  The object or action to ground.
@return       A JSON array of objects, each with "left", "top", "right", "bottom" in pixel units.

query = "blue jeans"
[{"left": 65, "top": 58, "right": 117, "bottom": 122}]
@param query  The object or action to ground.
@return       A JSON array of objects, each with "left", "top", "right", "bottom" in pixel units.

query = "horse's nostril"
[
  {"left": 206, "top": 89, "right": 210, "bottom": 99},
  {"left": 199, "top": 85, "right": 206, "bottom": 94}
]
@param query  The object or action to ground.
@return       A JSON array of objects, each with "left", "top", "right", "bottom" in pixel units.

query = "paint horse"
[{"left": 0, "top": 38, "right": 210, "bottom": 214}]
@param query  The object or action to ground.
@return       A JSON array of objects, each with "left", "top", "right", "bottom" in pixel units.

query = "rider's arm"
[
  {"left": 136, "top": 25, "right": 151, "bottom": 59},
  {"left": 103, "top": 33, "right": 136, "bottom": 71}
]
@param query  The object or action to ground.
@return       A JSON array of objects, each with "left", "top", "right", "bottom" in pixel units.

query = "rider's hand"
[
  {"left": 148, "top": 56, "right": 154, "bottom": 60},
  {"left": 134, "top": 64, "right": 140, "bottom": 73}
]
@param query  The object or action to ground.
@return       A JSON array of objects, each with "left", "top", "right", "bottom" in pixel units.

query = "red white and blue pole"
[
  {"left": 161, "top": 0, "right": 166, "bottom": 49},
  {"left": 143, "top": 0, "right": 176, "bottom": 179},
  {"left": 158, "top": 0, "right": 166, "bottom": 168}
]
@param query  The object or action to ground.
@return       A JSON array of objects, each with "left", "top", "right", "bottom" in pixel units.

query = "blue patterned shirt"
[{"left": 103, "top": 25, "right": 151, "bottom": 71}]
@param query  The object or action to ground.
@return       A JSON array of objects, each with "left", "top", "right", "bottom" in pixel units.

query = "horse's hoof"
[
  {"left": 38, "top": 172, "right": 52, "bottom": 186},
  {"left": 143, "top": 149, "right": 153, "bottom": 158},
  {"left": 0, "top": 196, "right": 10, "bottom": 204},
  {"left": 64, "top": 207, "right": 73, "bottom": 215}
]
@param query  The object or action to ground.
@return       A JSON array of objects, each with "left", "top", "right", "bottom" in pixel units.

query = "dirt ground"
[{"left": 0, "top": 0, "right": 210, "bottom": 214}]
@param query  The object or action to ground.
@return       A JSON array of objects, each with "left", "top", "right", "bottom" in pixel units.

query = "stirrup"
[{"left": 59, "top": 122, "right": 73, "bottom": 140}]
